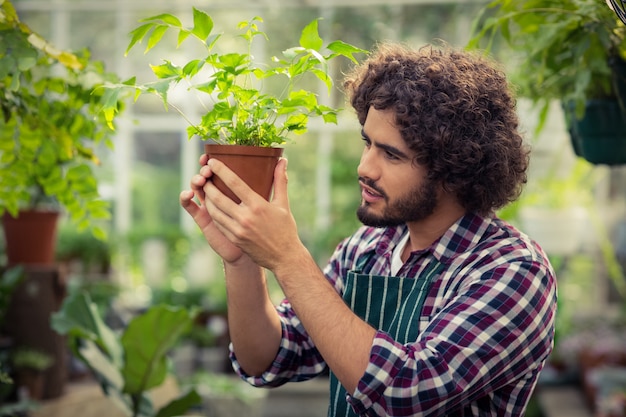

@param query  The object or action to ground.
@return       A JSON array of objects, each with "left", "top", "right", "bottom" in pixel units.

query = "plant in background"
[
  {"left": 55, "top": 225, "right": 112, "bottom": 273},
  {"left": 100, "top": 9, "right": 366, "bottom": 147},
  {"left": 0, "top": 266, "right": 23, "bottom": 331},
  {"left": 11, "top": 348, "right": 53, "bottom": 373},
  {"left": 52, "top": 292, "right": 201, "bottom": 417},
  {"left": 10, "top": 347, "right": 54, "bottom": 401},
  {"left": 0, "top": 266, "right": 24, "bottom": 397},
  {"left": 0, "top": 0, "right": 125, "bottom": 238},
  {"left": 467, "top": 0, "right": 626, "bottom": 127}
]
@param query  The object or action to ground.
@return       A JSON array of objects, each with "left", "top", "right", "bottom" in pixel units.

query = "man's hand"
[
  {"left": 202, "top": 157, "right": 303, "bottom": 272},
  {"left": 179, "top": 155, "right": 245, "bottom": 264}
]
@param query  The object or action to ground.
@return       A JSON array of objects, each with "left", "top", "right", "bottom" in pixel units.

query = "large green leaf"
[
  {"left": 51, "top": 292, "right": 123, "bottom": 367},
  {"left": 77, "top": 339, "right": 125, "bottom": 394},
  {"left": 121, "top": 305, "right": 194, "bottom": 394}
]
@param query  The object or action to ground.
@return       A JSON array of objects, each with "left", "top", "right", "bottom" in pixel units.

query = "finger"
[
  {"left": 199, "top": 164, "right": 212, "bottom": 178},
  {"left": 207, "top": 158, "right": 256, "bottom": 205},
  {"left": 180, "top": 189, "right": 201, "bottom": 216},
  {"left": 271, "top": 158, "right": 290, "bottom": 209},
  {"left": 190, "top": 174, "right": 208, "bottom": 201},
  {"left": 203, "top": 178, "right": 240, "bottom": 217},
  {"left": 202, "top": 182, "right": 241, "bottom": 240},
  {"left": 198, "top": 153, "right": 209, "bottom": 166},
  {"left": 181, "top": 189, "right": 216, "bottom": 234}
]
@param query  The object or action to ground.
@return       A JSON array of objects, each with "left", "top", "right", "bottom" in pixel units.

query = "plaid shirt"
[{"left": 231, "top": 212, "right": 557, "bottom": 416}]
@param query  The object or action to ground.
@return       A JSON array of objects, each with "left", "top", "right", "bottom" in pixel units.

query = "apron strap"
[{"left": 328, "top": 260, "right": 445, "bottom": 416}]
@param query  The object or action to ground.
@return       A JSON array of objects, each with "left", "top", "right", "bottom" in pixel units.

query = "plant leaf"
[
  {"left": 146, "top": 25, "right": 169, "bottom": 53},
  {"left": 299, "top": 19, "right": 323, "bottom": 51},
  {"left": 191, "top": 7, "right": 213, "bottom": 40},
  {"left": 151, "top": 61, "right": 181, "bottom": 79},
  {"left": 78, "top": 339, "right": 125, "bottom": 392},
  {"left": 326, "top": 40, "right": 367, "bottom": 63},
  {"left": 155, "top": 389, "right": 202, "bottom": 417},
  {"left": 121, "top": 305, "right": 194, "bottom": 394},
  {"left": 142, "top": 13, "right": 182, "bottom": 27},
  {"left": 51, "top": 292, "right": 124, "bottom": 367},
  {"left": 126, "top": 23, "right": 153, "bottom": 55}
]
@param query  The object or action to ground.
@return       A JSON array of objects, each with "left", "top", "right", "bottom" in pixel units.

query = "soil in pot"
[{"left": 204, "top": 144, "right": 284, "bottom": 204}]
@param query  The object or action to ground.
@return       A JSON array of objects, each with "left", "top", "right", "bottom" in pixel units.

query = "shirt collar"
[
  {"left": 433, "top": 212, "right": 494, "bottom": 263},
  {"left": 367, "top": 212, "right": 494, "bottom": 265}
]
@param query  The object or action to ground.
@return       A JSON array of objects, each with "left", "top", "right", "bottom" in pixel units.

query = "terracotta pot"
[
  {"left": 1, "top": 210, "right": 60, "bottom": 266},
  {"left": 204, "top": 144, "right": 284, "bottom": 204}
]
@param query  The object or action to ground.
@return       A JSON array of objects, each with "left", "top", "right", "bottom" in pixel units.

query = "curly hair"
[{"left": 343, "top": 42, "right": 530, "bottom": 216}]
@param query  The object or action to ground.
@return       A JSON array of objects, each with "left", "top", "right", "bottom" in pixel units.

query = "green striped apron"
[{"left": 328, "top": 255, "right": 444, "bottom": 417}]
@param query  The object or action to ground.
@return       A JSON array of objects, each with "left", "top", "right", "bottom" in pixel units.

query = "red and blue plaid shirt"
[{"left": 231, "top": 212, "right": 557, "bottom": 416}]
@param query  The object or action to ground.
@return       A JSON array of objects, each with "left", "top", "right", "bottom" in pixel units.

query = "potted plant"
[
  {"left": 467, "top": 0, "right": 626, "bottom": 165},
  {"left": 100, "top": 9, "right": 365, "bottom": 202},
  {"left": 10, "top": 347, "right": 53, "bottom": 401},
  {"left": 0, "top": 0, "right": 124, "bottom": 265},
  {"left": 51, "top": 292, "right": 202, "bottom": 417}
]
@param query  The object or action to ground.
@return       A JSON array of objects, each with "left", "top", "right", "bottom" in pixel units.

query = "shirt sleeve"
[
  {"left": 230, "top": 233, "right": 359, "bottom": 386},
  {"left": 230, "top": 298, "right": 328, "bottom": 387},
  {"left": 346, "top": 259, "right": 557, "bottom": 416}
]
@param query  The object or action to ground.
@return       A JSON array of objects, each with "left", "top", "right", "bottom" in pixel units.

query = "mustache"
[{"left": 358, "top": 177, "right": 386, "bottom": 198}]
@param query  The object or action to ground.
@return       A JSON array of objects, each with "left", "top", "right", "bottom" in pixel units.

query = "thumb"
[{"left": 271, "top": 158, "right": 289, "bottom": 208}]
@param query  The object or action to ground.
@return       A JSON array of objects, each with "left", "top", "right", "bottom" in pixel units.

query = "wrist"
[
  {"left": 272, "top": 243, "right": 317, "bottom": 283},
  {"left": 223, "top": 253, "right": 259, "bottom": 273}
]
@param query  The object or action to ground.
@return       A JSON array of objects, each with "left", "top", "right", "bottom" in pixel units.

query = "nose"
[{"left": 357, "top": 146, "right": 379, "bottom": 181}]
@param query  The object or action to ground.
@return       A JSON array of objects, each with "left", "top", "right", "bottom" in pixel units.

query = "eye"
[
  {"left": 384, "top": 150, "right": 400, "bottom": 160},
  {"left": 361, "top": 135, "right": 371, "bottom": 147}
]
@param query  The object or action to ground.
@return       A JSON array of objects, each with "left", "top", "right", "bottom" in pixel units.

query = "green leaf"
[
  {"left": 191, "top": 8, "right": 213, "bottom": 40},
  {"left": 151, "top": 61, "right": 181, "bottom": 79},
  {"left": 155, "top": 389, "right": 202, "bottom": 417},
  {"left": 282, "top": 46, "right": 305, "bottom": 60},
  {"left": 176, "top": 29, "right": 192, "bottom": 47},
  {"left": 310, "top": 67, "right": 332, "bottom": 92},
  {"left": 326, "top": 40, "right": 368, "bottom": 63},
  {"left": 299, "top": 19, "right": 323, "bottom": 51},
  {"left": 126, "top": 23, "right": 153, "bottom": 55},
  {"left": 121, "top": 305, "right": 194, "bottom": 394},
  {"left": 51, "top": 292, "right": 123, "bottom": 367},
  {"left": 284, "top": 113, "right": 308, "bottom": 133},
  {"left": 0, "top": 266, "right": 24, "bottom": 291},
  {"left": 77, "top": 339, "right": 125, "bottom": 393},
  {"left": 91, "top": 226, "right": 107, "bottom": 241},
  {"left": 142, "top": 13, "right": 182, "bottom": 27},
  {"left": 102, "top": 8, "right": 367, "bottom": 147},
  {"left": 322, "top": 110, "right": 338, "bottom": 124},
  {"left": 146, "top": 25, "right": 169, "bottom": 53},
  {"left": 182, "top": 59, "right": 204, "bottom": 77},
  {"left": 146, "top": 79, "right": 175, "bottom": 104},
  {"left": 102, "top": 107, "right": 117, "bottom": 130}
]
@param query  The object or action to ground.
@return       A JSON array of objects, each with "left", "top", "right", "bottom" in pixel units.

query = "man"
[{"left": 180, "top": 42, "right": 557, "bottom": 417}]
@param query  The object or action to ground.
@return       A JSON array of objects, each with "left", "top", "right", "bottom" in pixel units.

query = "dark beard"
[{"left": 357, "top": 177, "right": 438, "bottom": 227}]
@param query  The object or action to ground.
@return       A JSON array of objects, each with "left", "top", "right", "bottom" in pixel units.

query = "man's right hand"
[{"left": 180, "top": 155, "right": 244, "bottom": 264}]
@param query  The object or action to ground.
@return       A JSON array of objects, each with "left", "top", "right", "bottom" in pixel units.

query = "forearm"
[
  {"left": 273, "top": 244, "right": 377, "bottom": 394},
  {"left": 224, "top": 257, "right": 283, "bottom": 376}
]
